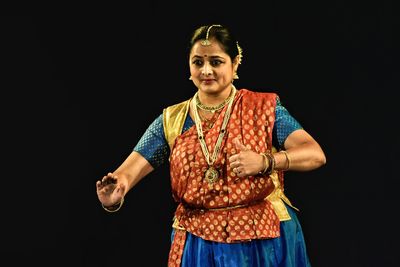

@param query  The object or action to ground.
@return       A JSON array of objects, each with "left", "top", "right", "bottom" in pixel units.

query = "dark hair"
[{"left": 188, "top": 24, "right": 241, "bottom": 63}]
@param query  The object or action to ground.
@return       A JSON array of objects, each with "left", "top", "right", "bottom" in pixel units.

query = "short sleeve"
[
  {"left": 133, "top": 114, "right": 169, "bottom": 168},
  {"left": 273, "top": 97, "right": 303, "bottom": 149}
]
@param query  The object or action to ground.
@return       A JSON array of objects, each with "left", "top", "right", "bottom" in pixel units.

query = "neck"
[{"left": 197, "top": 85, "right": 235, "bottom": 107}]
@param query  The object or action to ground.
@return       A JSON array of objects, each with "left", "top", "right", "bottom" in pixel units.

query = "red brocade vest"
[{"left": 164, "top": 89, "right": 296, "bottom": 266}]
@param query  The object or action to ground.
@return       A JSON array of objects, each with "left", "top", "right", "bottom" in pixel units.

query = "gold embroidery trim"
[{"left": 163, "top": 99, "right": 191, "bottom": 151}]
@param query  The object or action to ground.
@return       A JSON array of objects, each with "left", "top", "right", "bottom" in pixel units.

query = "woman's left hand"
[{"left": 228, "top": 138, "right": 264, "bottom": 177}]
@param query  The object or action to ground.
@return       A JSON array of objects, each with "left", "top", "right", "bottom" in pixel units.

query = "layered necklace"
[
  {"left": 196, "top": 91, "right": 233, "bottom": 113},
  {"left": 192, "top": 86, "right": 237, "bottom": 184}
]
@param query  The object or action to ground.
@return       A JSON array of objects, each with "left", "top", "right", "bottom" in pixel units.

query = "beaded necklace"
[{"left": 192, "top": 86, "right": 237, "bottom": 184}]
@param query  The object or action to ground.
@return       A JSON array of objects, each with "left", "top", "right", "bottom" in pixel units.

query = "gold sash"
[{"left": 163, "top": 99, "right": 191, "bottom": 151}]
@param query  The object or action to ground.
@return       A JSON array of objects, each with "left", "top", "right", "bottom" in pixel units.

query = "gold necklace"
[
  {"left": 192, "top": 86, "right": 237, "bottom": 184},
  {"left": 196, "top": 88, "right": 235, "bottom": 113},
  {"left": 198, "top": 109, "right": 221, "bottom": 129}
]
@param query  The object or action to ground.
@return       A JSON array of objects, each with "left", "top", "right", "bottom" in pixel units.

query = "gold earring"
[
  {"left": 234, "top": 73, "right": 239, "bottom": 79},
  {"left": 189, "top": 76, "right": 193, "bottom": 80}
]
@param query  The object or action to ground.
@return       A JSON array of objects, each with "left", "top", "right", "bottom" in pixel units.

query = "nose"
[{"left": 201, "top": 62, "right": 212, "bottom": 76}]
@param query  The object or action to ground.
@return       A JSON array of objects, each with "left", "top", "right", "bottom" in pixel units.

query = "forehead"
[{"left": 190, "top": 39, "right": 228, "bottom": 57}]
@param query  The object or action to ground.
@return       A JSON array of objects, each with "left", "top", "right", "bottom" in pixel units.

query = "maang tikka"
[
  {"left": 200, "top": 25, "right": 244, "bottom": 66},
  {"left": 200, "top": 25, "right": 244, "bottom": 80},
  {"left": 201, "top": 24, "right": 222, "bottom": 46}
]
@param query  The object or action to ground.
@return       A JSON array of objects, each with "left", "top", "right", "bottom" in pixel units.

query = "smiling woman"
[
  {"left": 188, "top": 24, "right": 241, "bottom": 100},
  {"left": 95, "top": 23, "right": 326, "bottom": 267}
]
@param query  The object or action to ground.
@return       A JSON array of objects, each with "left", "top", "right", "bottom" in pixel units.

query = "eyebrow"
[{"left": 191, "top": 55, "right": 225, "bottom": 59}]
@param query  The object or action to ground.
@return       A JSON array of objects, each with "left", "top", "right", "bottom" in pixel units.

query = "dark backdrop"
[{"left": 2, "top": 3, "right": 398, "bottom": 266}]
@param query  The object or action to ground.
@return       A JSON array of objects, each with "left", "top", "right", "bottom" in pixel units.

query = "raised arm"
[
  {"left": 113, "top": 151, "right": 154, "bottom": 190},
  {"left": 96, "top": 151, "right": 154, "bottom": 210}
]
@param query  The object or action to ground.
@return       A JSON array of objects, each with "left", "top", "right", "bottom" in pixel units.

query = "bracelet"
[
  {"left": 259, "top": 153, "right": 269, "bottom": 175},
  {"left": 266, "top": 153, "right": 276, "bottom": 175},
  {"left": 259, "top": 152, "right": 276, "bottom": 175},
  {"left": 102, "top": 197, "right": 124, "bottom": 213},
  {"left": 279, "top": 150, "right": 291, "bottom": 171}
]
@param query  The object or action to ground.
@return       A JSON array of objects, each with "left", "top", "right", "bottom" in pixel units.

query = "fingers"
[
  {"left": 229, "top": 157, "right": 241, "bottom": 169},
  {"left": 233, "top": 138, "right": 248, "bottom": 152},
  {"left": 233, "top": 167, "right": 241, "bottom": 174},
  {"left": 101, "top": 173, "right": 118, "bottom": 185},
  {"left": 233, "top": 166, "right": 246, "bottom": 177},
  {"left": 96, "top": 173, "right": 119, "bottom": 192},
  {"left": 229, "top": 141, "right": 242, "bottom": 169},
  {"left": 229, "top": 138, "right": 248, "bottom": 166},
  {"left": 229, "top": 139, "right": 260, "bottom": 177},
  {"left": 101, "top": 177, "right": 117, "bottom": 185}
]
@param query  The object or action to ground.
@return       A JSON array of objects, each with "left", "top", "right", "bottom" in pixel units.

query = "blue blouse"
[{"left": 134, "top": 97, "right": 302, "bottom": 168}]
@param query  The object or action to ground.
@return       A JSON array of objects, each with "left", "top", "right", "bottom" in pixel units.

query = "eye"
[
  {"left": 210, "top": 59, "right": 223, "bottom": 67},
  {"left": 192, "top": 59, "right": 203, "bottom": 66}
]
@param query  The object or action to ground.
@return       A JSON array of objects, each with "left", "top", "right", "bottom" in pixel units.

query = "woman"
[{"left": 96, "top": 24, "right": 326, "bottom": 267}]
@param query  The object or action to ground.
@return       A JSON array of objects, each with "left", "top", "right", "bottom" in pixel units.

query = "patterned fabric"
[
  {"left": 171, "top": 204, "right": 311, "bottom": 267},
  {"left": 133, "top": 94, "right": 302, "bottom": 168},
  {"left": 274, "top": 97, "right": 302, "bottom": 148},
  {"left": 133, "top": 88, "right": 307, "bottom": 267},
  {"left": 168, "top": 229, "right": 187, "bottom": 267},
  {"left": 170, "top": 90, "right": 280, "bottom": 243}
]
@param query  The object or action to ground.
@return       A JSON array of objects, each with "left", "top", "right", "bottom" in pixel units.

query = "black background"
[{"left": 2, "top": 2, "right": 398, "bottom": 266}]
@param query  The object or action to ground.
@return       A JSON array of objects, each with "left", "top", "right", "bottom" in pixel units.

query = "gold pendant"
[{"left": 205, "top": 166, "right": 219, "bottom": 184}]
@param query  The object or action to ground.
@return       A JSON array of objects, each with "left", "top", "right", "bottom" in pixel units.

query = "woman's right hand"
[{"left": 96, "top": 172, "right": 127, "bottom": 207}]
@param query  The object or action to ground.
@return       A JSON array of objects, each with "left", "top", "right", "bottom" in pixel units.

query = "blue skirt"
[{"left": 171, "top": 204, "right": 311, "bottom": 267}]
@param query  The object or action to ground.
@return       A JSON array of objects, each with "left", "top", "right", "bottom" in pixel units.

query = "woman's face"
[{"left": 189, "top": 38, "right": 238, "bottom": 95}]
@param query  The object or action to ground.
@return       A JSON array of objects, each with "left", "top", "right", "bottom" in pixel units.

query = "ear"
[{"left": 233, "top": 55, "right": 240, "bottom": 72}]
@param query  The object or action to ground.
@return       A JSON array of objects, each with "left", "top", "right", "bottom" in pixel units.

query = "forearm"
[
  {"left": 274, "top": 129, "right": 326, "bottom": 172},
  {"left": 113, "top": 151, "right": 154, "bottom": 194},
  {"left": 274, "top": 142, "right": 326, "bottom": 172}
]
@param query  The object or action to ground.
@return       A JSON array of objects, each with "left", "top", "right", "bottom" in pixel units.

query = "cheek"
[
  {"left": 190, "top": 66, "right": 200, "bottom": 76},
  {"left": 220, "top": 68, "right": 234, "bottom": 79}
]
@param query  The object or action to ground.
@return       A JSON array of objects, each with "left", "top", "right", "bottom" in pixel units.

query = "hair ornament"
[
  {"left": 236, "top": 41, "right": 243, "bottom": 64},
  {"left": 201, "top": 24, "right": 222, "bottom": 46}
]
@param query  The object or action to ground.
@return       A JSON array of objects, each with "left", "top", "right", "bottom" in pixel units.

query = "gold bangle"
[
  {"left": 102, "top": 197, "right": 124, "bottom": 213},
  {"left": 259, "top": 153, "right": 269, "bottom": 175},
  {"left": 259, "top": 152, "right": 275, "bottom": 175},
  {"left": 279, "top": 150, "right": 291, "bottom": 171},
  {"left": 267, "top": 153, "right": 276, "bottom": 175}
]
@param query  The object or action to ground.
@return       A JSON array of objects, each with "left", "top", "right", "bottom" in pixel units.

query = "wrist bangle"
[
  {"left": 259, "top": 152, "right": 275, "bottom": 175},
  {"left": 279, "top": 150, "right": 291, "bottom": 171},
  {"left": 102, "top": 197, "right": 124, "bottom": 213},
  {"left": 266, "top": 153, "right": 276, "bottom": 175},
  {"left": 259, "top": 153, "right": 269, "bottom": 175}
]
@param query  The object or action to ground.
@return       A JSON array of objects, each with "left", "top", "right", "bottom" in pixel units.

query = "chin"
[
  {"left": 200, "top": 87, "right": 220, "bottom": 95},
  {"left": 199, "top": 82, "right": 217, "bottom": 90}
]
